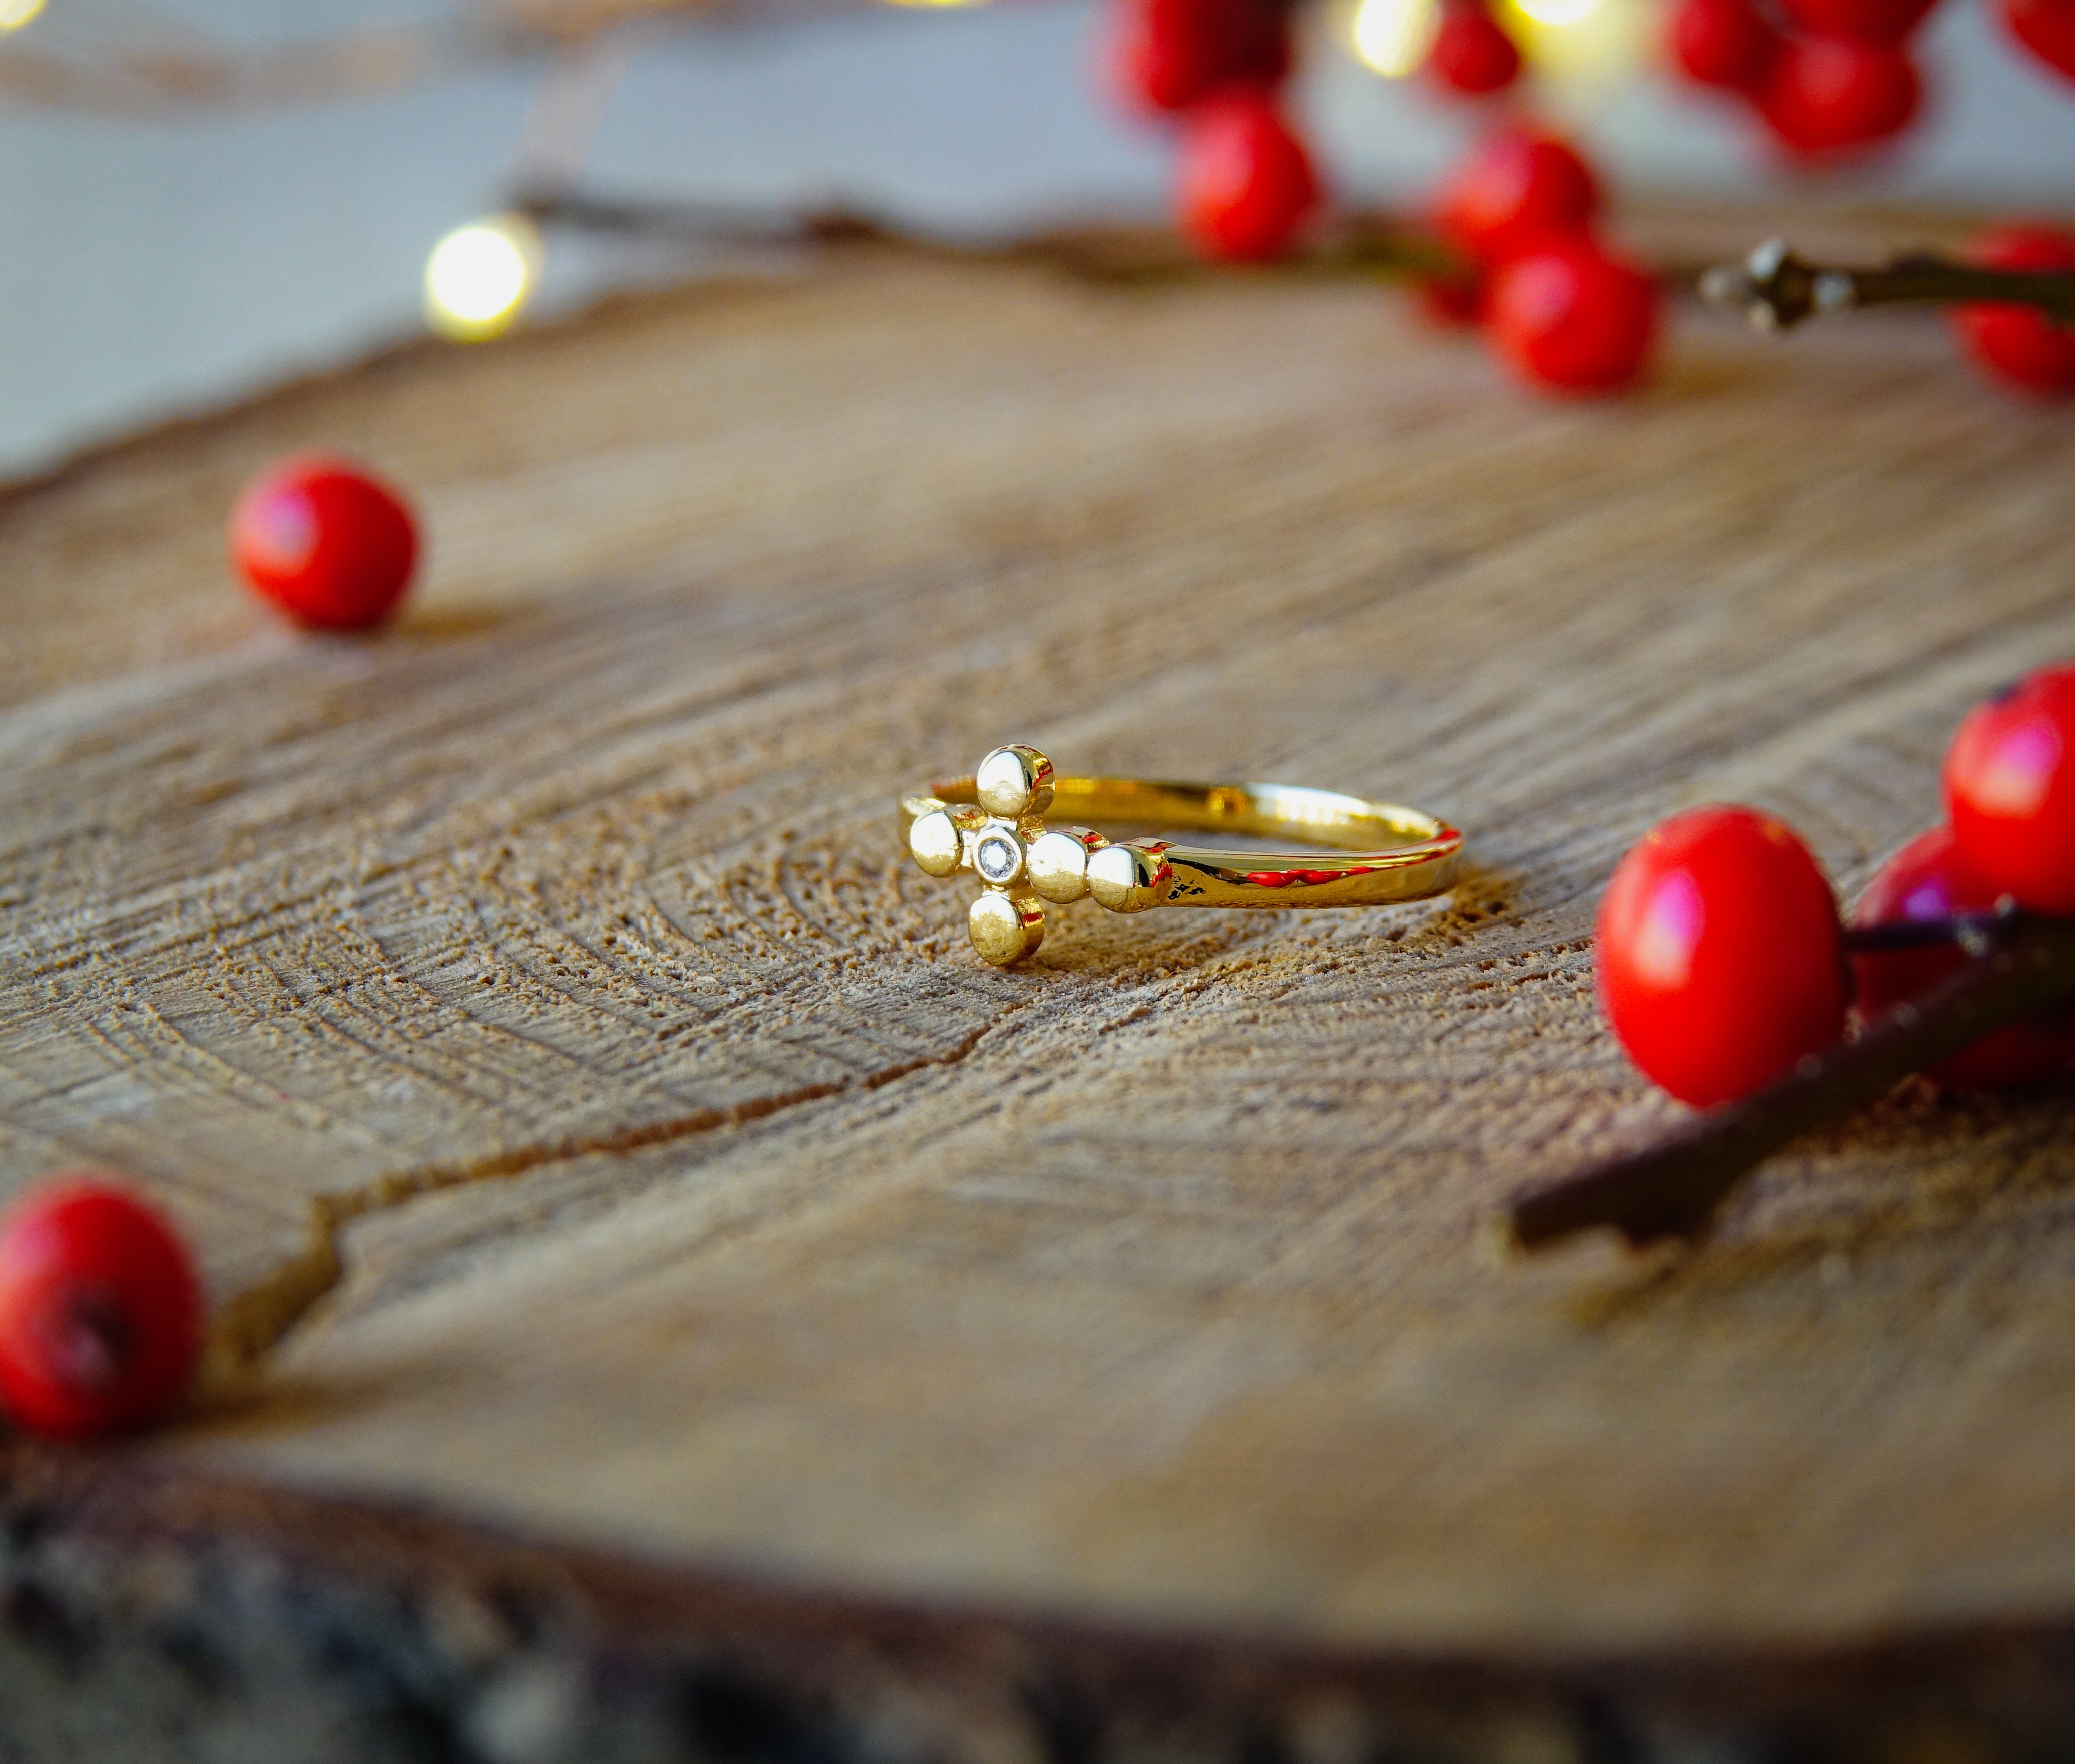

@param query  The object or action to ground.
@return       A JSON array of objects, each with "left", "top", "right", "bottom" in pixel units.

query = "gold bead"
[
  {"left": 968, "top": 891, "right": 1044, "bottom": 965},
  {"left": 1026, "top": 827, "right": 1103, "bottom": 903},
  {"left": 908, "top": 807, "right": 965, "bottom": 878},
  {"left": 1088, "top": 841, "right": 1174, "bottom": 913},
  {"left": 975, "top": 745, "right": 1054, "bottom": 819}
]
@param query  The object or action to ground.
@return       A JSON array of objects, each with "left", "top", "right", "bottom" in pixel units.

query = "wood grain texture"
[{"left": 2, "top": 222, "right": 2074, "bottom": 1743}]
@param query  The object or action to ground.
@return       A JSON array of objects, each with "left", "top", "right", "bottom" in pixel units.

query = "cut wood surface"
[{"left": 3, "top": 208, "right": 2074, "bottom": 1747}]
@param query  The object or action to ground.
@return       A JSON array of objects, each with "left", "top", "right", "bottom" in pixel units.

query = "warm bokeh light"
[
  {"left": 0, "top": 0, "right": 47, "bottom": 32},
  {"left": 1500, "top": 0, "right": 1649, "bottom": 89},
  {"left": 1351, "top": 0, "right": 1441, "bottom": 74},
  {"left": 424, "top": 214, "right": 542, "bottom": 341},
  {"left": 1511, "top": 0, "right": 1601, "bottom": 27}
]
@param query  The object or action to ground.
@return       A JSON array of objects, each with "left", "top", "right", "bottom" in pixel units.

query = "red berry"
[
  {"left": 1488, "top": 238, "right": 1660, "bottom": 392},
  {"left": 231, "top": 454, "right": 419, "bottom": 632},
  {"left": 1759, "top": 34, "right": 1922, "bottom": 155},
  {"left": 1424, "top": 4, "right": 1523, "bottom": 95},
  {"left": 1433, "top": 129, "right": 1601, "bottom": 265},
  {"left": 1176, "top": 91, "right": 1322, "bottom": 262},
  {"left": 1944, "top": 663, "right": 2075, "bottom": 914},
  {"left": 1997, "top": 0, "right": 2075, "bottom": 81},
  {"left": 1948, "top": 222, "right": 2075, "bottom": 396},
  {"left": 1597, "top": 806, "right": 1850, "bottom": 1108},
  {"left": 0, "top": 1178, "right": 204, "bottom": 1440},
  {"left": 1777, "top": 0, "right": 1939, "bottom": 42},
  {"left": 1107, "top": 0, "right": 1293, "bottom": 115},
  {"left": 1668, "top": 0, "right": 1782, "bottom": 90},
  {"left": 1851, "top": 827, "right": 2075, "bottom": 1089}
]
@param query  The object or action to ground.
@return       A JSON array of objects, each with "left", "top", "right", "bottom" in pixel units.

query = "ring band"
[{"left": 901, "top": 745, "right": 1463, "bottom": 966}]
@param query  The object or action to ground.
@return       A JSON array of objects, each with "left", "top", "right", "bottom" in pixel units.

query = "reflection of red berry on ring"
[
  {"left": 0, "top": 1178, "right": 204, "bottom": 1440},
  {"left": 1596, "top": 806, "right": 1850, "bottom": 1108},
  {"left": 231, "top": 455, "right": 420, "bottom": 632},
  {"left": 1242, "top": 868, "right": 1346, "bottom": 887}
]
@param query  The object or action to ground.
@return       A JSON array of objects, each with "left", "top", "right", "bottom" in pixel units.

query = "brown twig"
[
  {"left": 1503, "top": 913, "right": 2075, "bottom": 1255},
  {"left": 1702, "top": 237, "right": 2075, "bottom": 332},
  {"left": 515, "top": 186, "right": 1488, "bottom": 285}
]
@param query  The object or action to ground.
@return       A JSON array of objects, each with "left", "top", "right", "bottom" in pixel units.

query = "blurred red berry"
[
  {"left": 1177, "top": 90, "right": 1321, "bottom": 261},
  {"left": 1759, "top": 34, "right": 1923, "bottom": 154},
  {"left": 1948, "top": 222, "right": 2075, "bottom": 395},
  {"left": 0, "top": 1178, "right": 204, "bottom": 1440},
  {"left": 1669, "top": 0, "right": 1782, "bottom": 89},
  {"left": 1424, "top": 4, "right": 1523, "bottom": 94},
  {"left": 1108, "top": 0, "right": 1292, "bottom": 115},
  {"left": 1597, "top": 806, "right": 1850, "bottom": 1108},
  {"left": 1851, "top": 827, "right": 2075, "bottom": 1089},
  {"left": 232, "top": 455, "right": 419, "bottom": 632},
  {"left": 1997, "top": 0, "right": 2075, "bottom": 81},
  {"left": 1777, "top": 0, "right": 1940, "bottom": 42},
  {"left": 1944, "top": 663, "right": 2075, "bottom": 914},
  {"left": 1434, "top": 129, "right": 1602, "bottom": 264},
  {"left": 1488, "top": 238, "right": 1660, "bottom": 392},
  {"left": 1414, "top": 265, "right": 1489, "bottom": 326}
]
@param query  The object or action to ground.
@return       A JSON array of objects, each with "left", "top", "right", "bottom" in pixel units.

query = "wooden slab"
[{"left": 3, "top": 220, "right": 2074, "bottom": 1752}]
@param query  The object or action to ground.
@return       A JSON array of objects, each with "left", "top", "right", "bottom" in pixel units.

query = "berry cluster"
[
  {"left": 1103, "top": 0, "right": 2074, "bottom": 401},
  {"left": 1598, "top": 662, "right": 2075, "bottom": 1108},
  {"left": 1108, "top": 0, "right": 1319, "bottom": 262},
  {"left": 1427, "top": 129, "right": 1661, "bottom": 392},
  {"left": 1105, "top": 0, "right": 1658, "bottom": 392},
  {"left": 1669, "top": 0, "right": 1931, "bottom": 159}
]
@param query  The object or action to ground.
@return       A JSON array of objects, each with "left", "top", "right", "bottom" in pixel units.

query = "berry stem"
[
  {"left": 1503, "top": 912, "right": 2075, "bottom": 1254},
  {"left": 1839, "top": 903, "right": 2017, "bottom": 955},
  {"left": 1702, "top": 237, "right": 2075, "bottom": 332},
  {"left": 512, "top": 186, "right": 1472, "bottom": 284}
]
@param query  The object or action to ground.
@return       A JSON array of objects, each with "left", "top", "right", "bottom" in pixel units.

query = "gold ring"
[{"left": 901, "top": 744, "right": 1464, "bottom": 966}]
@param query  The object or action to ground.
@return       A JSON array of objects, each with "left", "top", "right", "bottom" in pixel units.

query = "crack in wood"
[{"left": 210, "top": 1020, "right": 997, "bottom": 1371}]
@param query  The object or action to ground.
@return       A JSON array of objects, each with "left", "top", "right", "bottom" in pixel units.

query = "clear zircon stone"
[{"left": 975, "top": 832, "right": 1020, "bottom": 883}]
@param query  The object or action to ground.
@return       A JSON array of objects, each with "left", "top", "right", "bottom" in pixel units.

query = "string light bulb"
[
  {"left": 1351, "top": 0, "right": 1441, "bottom": 73},
  {"left": 424, "top": 213, "right": 542, "bottom": 342},
  {"left": 1511, "top": 0, "right": 1602, "bottom": 27},
  {"left": 0, "top": 0, "right": 47, "bottom": 31},
  {"left": 1500, "top": 0, "right": 1646, "bottom": 88}
]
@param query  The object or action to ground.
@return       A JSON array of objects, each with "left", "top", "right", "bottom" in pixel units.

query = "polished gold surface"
[
  {"left": 1086, "top": 841, "right": 1174, "bottom": 914},
  {"left": 968, "top": 890, "right": 1045, "bottom": 965},
  {"left": 901, "top": 746, "right": 1463, "bottom": 965},
  {"left": 1025, "top": 827, "right": 1103, "bottom": 904}
]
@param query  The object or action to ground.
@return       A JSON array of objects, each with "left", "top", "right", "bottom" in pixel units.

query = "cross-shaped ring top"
[{"left": 903, "top": 745, "right": 1171, "bottom": 965}]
